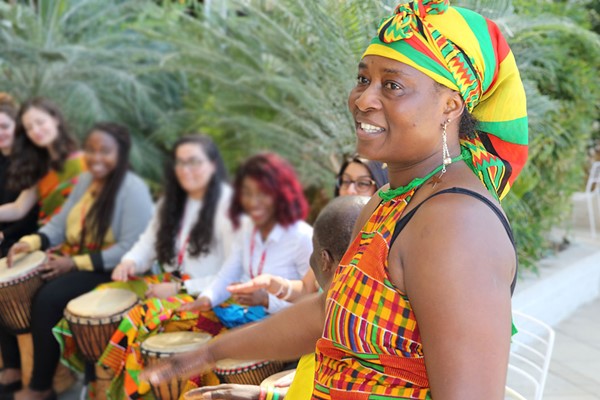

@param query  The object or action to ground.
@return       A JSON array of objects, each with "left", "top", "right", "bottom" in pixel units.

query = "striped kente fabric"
[{"left": 313, "top": 188, "right": 431, "bottom": 400}]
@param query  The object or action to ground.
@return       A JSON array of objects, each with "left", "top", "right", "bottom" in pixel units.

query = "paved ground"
[{"left": 542, "top": 296, "right": 600, "bottom": 400}]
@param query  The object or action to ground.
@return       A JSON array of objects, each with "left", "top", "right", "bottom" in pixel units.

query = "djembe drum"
[
  {"left": 260, "top": 369, "right": 296, "bottom": 388},
  {"left": 141, "top": 331, "right": 212, "bottom": 400},
  {"left": 213, "top": 359, "right": 286, "bottom": 386},
  {"left": 0, "top": 251, "right": 46, "bottom": 333},
  {"left": 64, "top": 288, "right": 138, "bottom": 362}
]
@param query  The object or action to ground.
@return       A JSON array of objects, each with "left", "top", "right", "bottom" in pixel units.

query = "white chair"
[
  {"left": 506, "top": 310, "right": 555, "bottom": 400},
  {"left": 505, "top": 385, "right": 527, "bottom": 400},
  {"left": 584, "top": 161, "right": 600, "bottom": 238}
]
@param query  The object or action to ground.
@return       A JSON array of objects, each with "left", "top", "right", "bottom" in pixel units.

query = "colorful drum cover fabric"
[{"left": 53, "top": 273, "right": 224, "bottom": 399}]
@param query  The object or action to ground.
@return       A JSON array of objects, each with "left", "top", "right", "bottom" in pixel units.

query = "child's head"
[{"left": 310, "top": 195, "right": 368, "bottom": 290}]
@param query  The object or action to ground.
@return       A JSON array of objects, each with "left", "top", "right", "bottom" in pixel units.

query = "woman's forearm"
[{"left": 0, "top": 187, "right": 38, "bottom": 222}]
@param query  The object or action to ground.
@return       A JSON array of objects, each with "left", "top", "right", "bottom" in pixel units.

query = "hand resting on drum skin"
[
  {"left": 6, "top": 241, "right": 32, "bottom": 267},
  {"left": 143, "top": 339, "right": 217, "bottom": 385},
  {"left": 7, "top": 242, "right": 75, "bottom": 279},
  {"left": 111, "top": 259, "right": 137, "bottom": 281}
]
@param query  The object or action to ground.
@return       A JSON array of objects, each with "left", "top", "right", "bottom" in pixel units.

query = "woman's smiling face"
[{"left": 348, "top": 55, "right": 449, "bottom": 166}]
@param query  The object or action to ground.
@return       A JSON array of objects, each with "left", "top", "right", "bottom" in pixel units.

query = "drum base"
[
  {"left": 93, "top": 364, "right": 113, "bottom": 400},
  {"left": 16, "top": 334, "right": 78, "bottom": 394}
]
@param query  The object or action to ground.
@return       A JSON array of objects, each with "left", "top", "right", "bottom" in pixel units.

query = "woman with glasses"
[
  {"left": 53, "top": 134, "right": 235, "bottom": 399},
  {"left": 110, "top": 134, "right": 234, "bottom": 296},
  {"left": 335, "top": 155, "right": 388, "bottom": 197}
]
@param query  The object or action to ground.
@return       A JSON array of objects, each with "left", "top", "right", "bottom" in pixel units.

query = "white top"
[
  {"left": 202, "top": 217, "right": 313, "bottom": 314},
  {"left": 122, "top": 184, "right": 235, "bottom": 295}
]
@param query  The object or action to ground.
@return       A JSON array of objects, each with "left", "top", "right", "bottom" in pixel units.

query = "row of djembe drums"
[{"left": 0, "top": 251, "right": 290, "bottom": 400}]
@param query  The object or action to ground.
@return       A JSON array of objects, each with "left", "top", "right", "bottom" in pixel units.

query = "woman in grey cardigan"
[{"left": 2, "top": 122, "right": 153, "bottom": 400}]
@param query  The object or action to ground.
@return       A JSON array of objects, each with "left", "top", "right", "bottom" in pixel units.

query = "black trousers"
[{"left": 0, "top": 270, "right": 110, "bottom": 391}]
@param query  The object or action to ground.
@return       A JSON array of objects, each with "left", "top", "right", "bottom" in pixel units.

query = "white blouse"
[
  {"left": 121, "top": 184, "right": 235, "bottom": 295},
  {"left": 201, "top": 217, "right": 313, "bottom": 314}
]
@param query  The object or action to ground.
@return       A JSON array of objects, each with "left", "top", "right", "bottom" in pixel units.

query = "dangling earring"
[{"left": 441, "top": 119, "right": 452, "bottom": 173}]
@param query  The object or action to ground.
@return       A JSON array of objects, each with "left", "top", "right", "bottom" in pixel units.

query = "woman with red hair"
[{"left": 182, "top": 152, "right": 312, "bottom": 317}]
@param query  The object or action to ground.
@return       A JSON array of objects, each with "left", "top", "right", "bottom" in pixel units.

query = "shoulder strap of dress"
[{"left": 389, "top": 187, "right": 518, "bottom": 294}]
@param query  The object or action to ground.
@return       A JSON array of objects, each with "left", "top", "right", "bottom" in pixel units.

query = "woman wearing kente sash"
[
  {"left": 142, "top": 1, "right": 528, "bottom": 399},
  {"left": 58, "top": 134, "right": 236, "bottom": 400},
  {"left": 0, "top": 94, "right": 39, "bottom": 258},
  {"left": 0, "top": 97, "right": 86, "bottom": 227},
  {"left": 4, "top": 122, "right": 153, "bottom": 400}
]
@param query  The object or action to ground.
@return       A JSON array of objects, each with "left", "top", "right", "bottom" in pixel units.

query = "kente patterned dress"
[{"left": 313, "top": 188, "right": 432, "bottom": 400}]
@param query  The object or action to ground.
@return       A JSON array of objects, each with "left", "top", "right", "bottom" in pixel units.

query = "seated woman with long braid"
[{"left": 5, "top": 122, "right": 153, "bottom": 400}]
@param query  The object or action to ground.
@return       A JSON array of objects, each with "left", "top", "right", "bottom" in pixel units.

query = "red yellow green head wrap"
[{"left": 364, "top": 0, "right": 528, "bottom": 200}]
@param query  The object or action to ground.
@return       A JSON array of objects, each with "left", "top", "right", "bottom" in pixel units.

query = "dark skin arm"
[
  {"left": 141, "top": 291, "right": 326, "bottom": 385},
  {"left": 390, "top": 175, "right": 515, "bottom": 400}
]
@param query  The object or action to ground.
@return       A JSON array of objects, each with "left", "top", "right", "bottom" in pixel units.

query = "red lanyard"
[
  {"left": 248, "top": 228, "right": 268, "bottom": 279},
  {"left": 176, "top": 235, "right": 189, "bottom": 268},
  {"left": 176, "top": 202, "right": 192, "bottom": 268}
]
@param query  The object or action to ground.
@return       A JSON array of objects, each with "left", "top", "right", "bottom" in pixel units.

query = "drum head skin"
[
  {"left": 66, "top": 288, "right": 138, "bottom": 318},
  {"left": 0, "top": 251, "right": 46, "bottom": 282},
  {"left": 214, "top": 359, "right": 269, "bottom": 372},
  {"left": 141, "top": 331, "right": 212, "bottom": 354},
  {"left": 260, "top": 369, "right": 296, "bottom": 388}
]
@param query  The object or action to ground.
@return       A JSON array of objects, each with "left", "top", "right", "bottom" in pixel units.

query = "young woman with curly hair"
[{"left": 0, "top": 97, "right": 86, "bottom": 226}]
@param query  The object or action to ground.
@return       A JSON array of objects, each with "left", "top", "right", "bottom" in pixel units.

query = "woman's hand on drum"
[
  {"left": 187, "top": 384, "right": 262, "bottom": 400},
  {"left": 40, "top": 254, "right": 76, "bottom": 280},
  {"left": 232, "top": 289, "right": 269, "bottom": 308},
  {"left": 112, "top": 259, "right": 137, "bottom": 281},
  {"left": 227, "top": 274, "right": 280, "bottom": 295},
  {"left": 140, "top": 344, "right": 216, "bottom": 386},
  {"left": 179, "top": 296, "right": 212, "bottom": 312},
  {"left": 6, "top": 242, "right": 32, "bottom": 267},
  {"left": 145, "top": 282, "right": 178, "bottom": 299}
]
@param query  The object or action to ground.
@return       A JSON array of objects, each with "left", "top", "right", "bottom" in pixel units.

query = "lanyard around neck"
[
  {"left": 249, "top": 228, "right": 269, "bottom": 279},
  {"left": 176, "top": 200, "right": 194, "bottom": 269}
]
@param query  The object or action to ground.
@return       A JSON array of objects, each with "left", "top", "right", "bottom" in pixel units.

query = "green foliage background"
[{"left": 1, "top": 0, "right": 599, "bottom": 270}]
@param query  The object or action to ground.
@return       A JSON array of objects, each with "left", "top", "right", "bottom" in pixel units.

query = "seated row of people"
[{"left": 0, "top": 95, "right": 388, "bottom": 399}]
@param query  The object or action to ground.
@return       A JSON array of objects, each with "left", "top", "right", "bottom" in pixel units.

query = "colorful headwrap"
[{"left": 364, "top": 0, "right": 528, "bottom": 200}]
